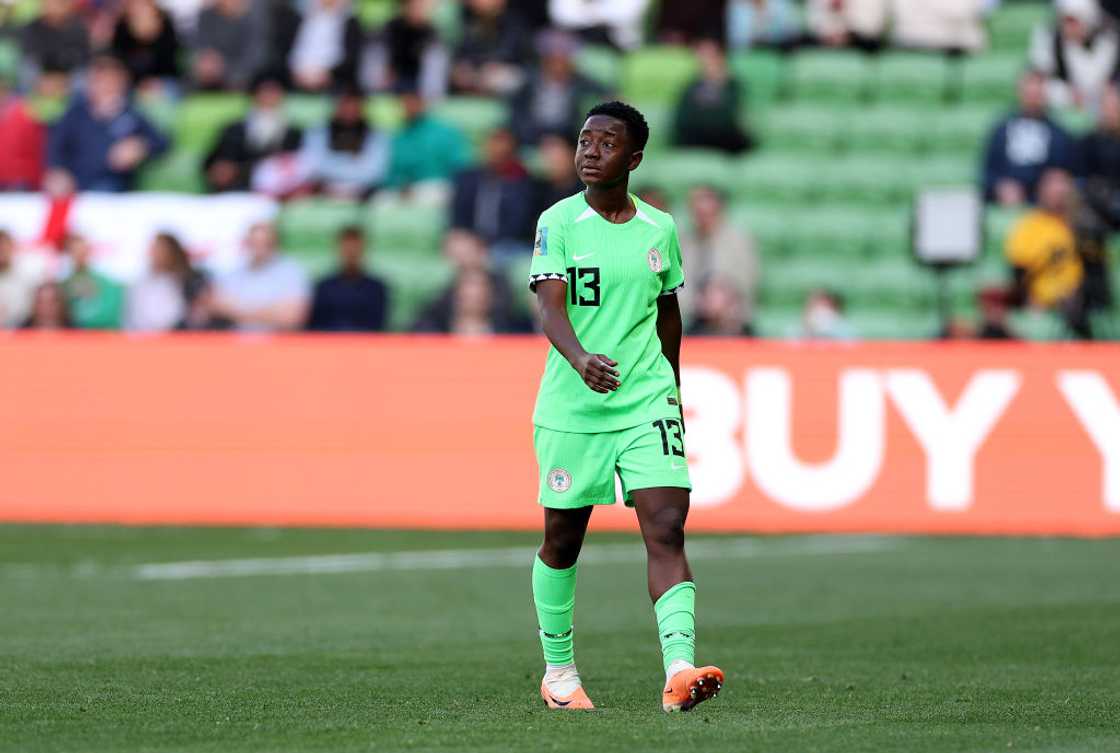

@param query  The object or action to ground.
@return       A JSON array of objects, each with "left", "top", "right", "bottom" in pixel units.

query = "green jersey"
[{"left": 529, "top": 192, "right": 685, "bottom": 433}]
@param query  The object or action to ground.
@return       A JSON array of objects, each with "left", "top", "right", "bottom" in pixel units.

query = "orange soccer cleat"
[
  {"left": 661, "top": 665, "right": 724, "bottom": 713},
  {"left": 540, "top": 678, "right": 596, "bottom": 710}
]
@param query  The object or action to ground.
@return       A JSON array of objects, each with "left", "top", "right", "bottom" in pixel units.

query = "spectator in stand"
[
  {"left": 677, "top": 185, "right": 759, "bottom": 329},
  {"left": 204, "top": 72, "right": 302, "bottom": 193},
  {"left": 1077, "top": 83, "right": 1120, "bottom": 225},
  {"left": 451, "top": 0, "right": 532, "bottom": 95},
  {"left": 125, "top": 232, "right": 208, "bottom": 331},
  {"left": 508, "top": 30, "right": 607, "bottom": 147},
  {"left": 62, "top": 234, "right": 125, "bottom": 330},
  {"left": 413, "top": 266, "right": 531, "bottom": 334},
  {"left": 288, "top": 0, "right": 363, "bottom": 92},
  {"left": 794, "top": 288, "right": 856, "bottom": 339},
  {"left": 549, "top": 0, "right": 650, "bottom": 50},
  {"left": 450, "top": 126, "right": 538, "bottom": 258},
  {"left": 0, "top": 72, "right": 49, "bottom": 191},
  {"left": 1031, "top": 0, "right": 1119, "bottom": 112},
  {"left": 308, "top": 226, "right": 390, "bottom": 332},
  {"left": 20, "top": 0, "right": 90, "bottom": 79},
  {"left": 111, "top": 0, "right": 181, "bottom": 92},
  {"left": 1005, "top": 169, "right": 1084, "bottom": 315},
  {"left": 981, "top": 69, "right": 1075, "bottom": 206},
  {"left": 297, "top": 88, "right": 389, "bottom": 199},
  {"left": 656, "top": 0, "right": 728, "bottom": 45},
  {"left": 46, "top": 55, "right": 169, "bottom": 193},
  {"left": 384, "top": 92, "right": 471, "bottom": 190},
  {"left": 22, "top": 282, "right": 72, "bottom": 330},
  {"left": 0, "top": 231, "right": 48, "bottom": 329},
  {"left": 671, "top": 39, "right": 753, "bottom": 155},
  {"left": 375, "top": 0, "right": 448, "bottom": 98},
  {"left": 533, "top": 131, "right": 583, "bottom": 211},
  {"left": 207, "top": 221, "right": 310, "bottom": 331},
  {"left": 976, "top": 287, "right": 1016, "bottom": 340},
  {"left": 727, "top": 0, "right": 801, "bottom": 50},
  {"left": 192, "top": 0, "right": 270, "bottom": 91},
  {"left": 890, "top": 0, "right": 988, "bottom": 53},
  {"left": 687, "top": 279, "right": 753, "bottom": 336},
  {"left": 805, "top": 0, "right": 889, "bottom": 51}
]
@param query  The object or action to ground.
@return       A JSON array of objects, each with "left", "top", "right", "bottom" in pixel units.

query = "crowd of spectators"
[{"left": 0, "top": 1, "right": 1118, "bottom": 341}]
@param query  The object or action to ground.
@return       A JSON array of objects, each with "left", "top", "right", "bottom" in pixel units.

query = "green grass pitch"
[{"left": 2, "top": 525, "right": 1118, "bottom": 753}]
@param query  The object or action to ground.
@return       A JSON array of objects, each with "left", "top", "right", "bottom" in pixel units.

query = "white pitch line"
[{"left": 128, "top": 536, "right": 901, "bottom": 581}]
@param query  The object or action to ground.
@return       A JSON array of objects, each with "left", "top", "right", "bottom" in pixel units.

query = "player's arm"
[
  {"left": 656, "top": 292, "right": 682, "bottom": 389},
  {"left": 535, "top": 279, "right": 620, "bottom": 394}
]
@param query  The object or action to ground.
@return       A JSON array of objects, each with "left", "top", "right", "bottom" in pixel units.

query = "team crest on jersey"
[
  {"left": 534, "top": 227, "right": 548, "bottom": 256},
  {"left": 647, "top": 247, "right": 664, "bottom": 273},
  {"left": 547, "top": 467, "right": 572, "bottom": 493}
]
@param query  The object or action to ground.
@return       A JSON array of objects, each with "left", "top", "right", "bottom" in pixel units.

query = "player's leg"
[
  {"left": 532, "top": 426, "right": 614, "bottom": 710},
  {"left": 631, "top": 488, "right": 723, "bottom": 712}
]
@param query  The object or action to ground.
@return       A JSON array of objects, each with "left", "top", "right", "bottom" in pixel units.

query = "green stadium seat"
[
  {"left": 177, "top": 93, "right": 249, "bottom": 152},
  {"left": 368, "top": 253, "right": 455, "bottom": 331},
  {"left": 135, "top": 94, "right": 179, "bottom": 135},
  {"left": 845, "top": 106, "right": 930, "bottom": 154},
  {"left": 428, "top": 97, "right": 508, "bottom": 150},
  {"left": 574, "top": 45, "right": 622, "bottom": 88},
  {"left": 621, "top": 46, "right": 699, "bottom": 105},
  {"left": 284, "top": 95, "right": 332, "bottom": 129},
  {"left": 635, "top": 150, "right": 738, "bottom": 201},
  {"left": 960, "top": 53, "right": 1021, "bottom": 104},
  {"left": 137, "top": 149, "right": 204, "bottom": 194},
  {"left": 847, "top": 308, "right": 941, "bottom": 339},
  {"left": 758, "top": 103, "right": 847, "bottom": 153},
  {"left": 278, "top": 199, "right": 364, "bottom": 251},
  {"left": 356, "top": 0, "right": 394, "bottom": 29},
  {"left": 365, "top": 95, "right": 405, "bottom": 131},
  {"left": 1007, "top": 308, "right": 1069, "bottom": 341},
  {"left": 985, "top": 205, "right": 1028, "bottom": 257},
  {"left": 989, "top": 2, "right": 1049, "bottom": 52},
  {"left": 930, "top": 106, "right": 995, "bottom": 152},
  {"left": 1052, "top": 106, "right": 1095, "bottom": 133},
  {"left": 875, "top": 52, "right": 953, "bottom": 105},
  {"left": 816, "top": 157, "right": 916, "bottom": 204},
  {"left": 914, "top": 156, "right": 976, "bottom": 190},
  {"left": 730, "top": 50, "right": 788, "bottom": 108},
  {"left": 367, "top": 196, "right": 446, "bottom": 256},
  {"left": 735, "top": 151, "right": 823, "bottom": 203},
  {"left": 791, "top": 50, "right": 873, "bottom": 104},
  {"left": 631, "top": 101, "right": 673, "bottom": 149},
  {"left": 285, "top": 245, "right": 336, "bottom": 278}
]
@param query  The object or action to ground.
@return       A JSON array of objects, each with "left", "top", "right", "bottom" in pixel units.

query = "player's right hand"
[{"left": 574, "top": 353, "right": 620, "bottom": 393}]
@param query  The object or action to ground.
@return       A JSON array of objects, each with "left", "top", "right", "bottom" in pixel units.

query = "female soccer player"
[{"left": 528, "top": 101, "right": 724, "bottom": 713}]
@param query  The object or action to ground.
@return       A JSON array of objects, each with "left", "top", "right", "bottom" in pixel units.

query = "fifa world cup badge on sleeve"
[{"left": 535, "top": 227, "right": 549, "bottom": 256}]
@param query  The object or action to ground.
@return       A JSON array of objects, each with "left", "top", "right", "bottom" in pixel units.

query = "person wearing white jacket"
[
  {"left": 548, "top": 0, "right": 650, "bottom": 50},
  {"left": 805, "top": 0, "right": 889, "bottom": 50},
  {"left": 1030, "top": 0, "right": 1120, "bottom": 112},
  {"left": 890, "top": 0, "right": 988, "bottom": 53}
]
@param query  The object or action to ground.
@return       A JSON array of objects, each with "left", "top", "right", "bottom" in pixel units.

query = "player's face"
[{"left": 575, "top": 115, "right": 642, "bottom": 188}]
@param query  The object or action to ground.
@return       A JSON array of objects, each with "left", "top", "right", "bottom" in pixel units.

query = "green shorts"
[{"left": 534, "top": 417, "right": 692, "bottom": 508}]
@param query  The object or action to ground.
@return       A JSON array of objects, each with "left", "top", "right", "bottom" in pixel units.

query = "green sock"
[
  {"left": 654, "top": 581, "right": 696, "bottom": 674},
  {"left": 532, "top": 555, "right": 577, "bottom": 666}
]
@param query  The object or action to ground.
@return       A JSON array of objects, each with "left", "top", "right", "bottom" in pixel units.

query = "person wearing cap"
[
  {"left": 1030, "top": 0, "right": 1120, "bottom": 112},
  {"left": 203, "top": 71, "right": 302, "bottom": 192},
  {"left": 507, "top": 29, "right": 607, "bottom": 147},
  {"left": 44, "top": 55, "right": 168, "bottom": 193}
]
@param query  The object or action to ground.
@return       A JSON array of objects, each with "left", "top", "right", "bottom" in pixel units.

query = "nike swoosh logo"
[
  {"left": 572, "top": 253, "right": 594, "bottom": 261},
  {"left": 671, "top": 463, "right": 685, "bottom": 470},
  {"left": 549, "top": 695, "right": 572, "bottom": 707}
]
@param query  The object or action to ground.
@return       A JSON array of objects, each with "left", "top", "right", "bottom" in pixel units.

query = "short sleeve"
[
  {"left": 528, "top": 213, "right": 568, "bottom": 292},
  {"left": 660, "top": 223, "right": 685, "bottom": 296}
]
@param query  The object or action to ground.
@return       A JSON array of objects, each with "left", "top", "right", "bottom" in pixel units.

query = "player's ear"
[{"left": 628, "top": 149, "right": 644, "bottom": 172}]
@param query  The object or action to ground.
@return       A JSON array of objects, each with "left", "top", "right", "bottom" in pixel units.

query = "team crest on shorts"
[
  {"left": 547, "top": 467, "right": 572, "bottom": 493},
  {"left": 647, "top": 248, "right": 664, "bottom": 273}
]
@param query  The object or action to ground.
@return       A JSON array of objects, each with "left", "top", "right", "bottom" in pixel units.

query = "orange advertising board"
[{"left": 1, "top": 334, "right": 1118, "bottom": 535}]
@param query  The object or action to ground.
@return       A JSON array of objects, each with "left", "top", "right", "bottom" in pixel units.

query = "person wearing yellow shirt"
[{"left": 1005, "top": 168, "right": 1084, "bottom": 309}]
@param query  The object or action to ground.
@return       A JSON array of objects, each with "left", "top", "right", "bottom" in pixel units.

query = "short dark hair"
[
  {"left": 338, "top": 224, "right": 365, "bottom": 242},
  {"left": 585, "top": 100, "right": 649, "bottom": 152}
]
